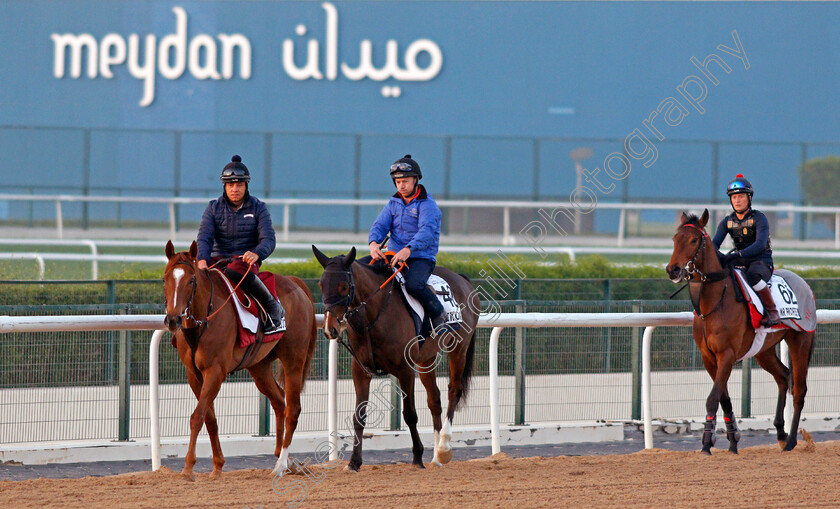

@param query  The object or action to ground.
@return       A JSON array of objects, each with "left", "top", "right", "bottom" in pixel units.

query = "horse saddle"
[
  {"left": 213, "top": 268, "right": 286, "bottom": 347},
  {"left": 731, "top": 268, "right": 816, "bottom": 332},
  {"left": 394, "top": 272, "right": 463, "bottom": 338}
]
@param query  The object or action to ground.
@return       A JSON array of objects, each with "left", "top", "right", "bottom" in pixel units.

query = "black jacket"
[
  {"left": 196, "top": 192, "right": 276, "bottom": 263},
  {"left": 712, "top": 209, "right": 772, "bottom": 263}
]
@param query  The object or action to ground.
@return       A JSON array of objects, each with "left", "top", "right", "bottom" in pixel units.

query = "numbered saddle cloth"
[
  {"left": 731, "top": 269, "right": 816, "bottom": 361},
  {"left": 394, "top": 272, "right": 463, "bottom": 337}
]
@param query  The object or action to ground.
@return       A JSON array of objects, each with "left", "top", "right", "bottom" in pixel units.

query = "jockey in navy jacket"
[
  {"left": 196, "top": 155, "right": 284, "bottom": 334},
  {"left": 713, "top": 174, "right": 780, "bottom": 326},
  {"left": 197, "top": 192, "right": 275, "bottom": 263}
]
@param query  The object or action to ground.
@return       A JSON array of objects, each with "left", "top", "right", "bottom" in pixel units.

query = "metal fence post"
[
  {"left": 259, "top": 394, "right": 271, "bottom": 436},
  {"left": 630, "top": 302, "right": 641, "bottom": 421},
  {"left": 390, "top": 375, "right": 402, "bottom": 431},
  {"left": 740, "top": 357, "right": 752, "bottom": 418},
  {"left": 603, "top": 279, "right": 612, "bottom": 373},
  {"left": 514, "top": 303, "right": 526, "bottom": 425},
  {"left": 106, "top": 280, "right": 116, "bottom": 384},
  {"left": 118, "top": 307, "right": 131, "bottom": 441}
]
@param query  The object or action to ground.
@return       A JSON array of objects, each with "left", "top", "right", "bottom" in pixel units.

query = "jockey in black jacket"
[
  {"left": 712, "top": 174, "right": 780, "bottom": 326},
  {"left": 196, "top": 155, "right": 284, "bottom": 334}
]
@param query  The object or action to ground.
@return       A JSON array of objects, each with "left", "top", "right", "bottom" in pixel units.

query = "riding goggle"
[
  {"left": 390, "top": 162, "right": 414, "bottom": 174},
  {"left": 728, "top": 181, "right": 747, "bottom": 191},
  {"left": 221, "top": 167, "right": 250, "bottom": 182}
]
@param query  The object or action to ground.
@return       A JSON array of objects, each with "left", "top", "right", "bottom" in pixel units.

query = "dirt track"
[{"left": 2, "top": 437, "right": 839, "bottom": 508}]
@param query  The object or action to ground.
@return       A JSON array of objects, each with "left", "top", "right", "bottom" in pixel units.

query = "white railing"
[
  {"left": 3, "top": 193, "right": 840, "bottom": 248},
  {"left": 3, "top": 311, "right": 840, "bottom": 469},
  {"left": 6, "top": 240, "right": 840, "bottom": 281}
]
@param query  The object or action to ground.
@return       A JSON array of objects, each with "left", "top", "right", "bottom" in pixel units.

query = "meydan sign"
[{"left": 50, "top": 3, "right": 444, "bottom": 107}]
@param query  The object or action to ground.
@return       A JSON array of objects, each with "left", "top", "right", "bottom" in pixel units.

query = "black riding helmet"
[
  {"left": 726, "top": 173, "right": 753, "bottom": 211},
  {"left": 726, "top": 174, "right": 753, "bottom": 197},
  {"left": 220, "top": 155, "right": 251, "bottom": 183},
  {"left": 389, "top": 154, "right": 422, "bottom": 186}
]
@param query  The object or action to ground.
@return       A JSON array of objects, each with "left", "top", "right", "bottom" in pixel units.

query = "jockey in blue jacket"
[
  {"left": 713, "top": 174, "right": 780, "bottom": 326},
  {"left": 366, "top": 154, "right": 446, "bottom": 333},
  {"left": 196, "top": 155, "right": 284, "bottom": 334}
]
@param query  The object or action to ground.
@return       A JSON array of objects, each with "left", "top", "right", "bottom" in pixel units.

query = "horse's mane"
[
  {"left": 681, "top": 213, "right": 703, "bottom": 228},
  {"left": 355, "top": 259, "right": 392, "bottom": 278}
]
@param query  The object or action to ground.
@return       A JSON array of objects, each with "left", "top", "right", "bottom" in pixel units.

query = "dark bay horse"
[
  {"left": 312, "top": 245, "right": 479, "bottom": 471},
  {"left": 163, "top": 240, "right": 317, "bottom": 478},
  {"left": 667, "top": 210, "right": 815, "bottom": 454}
]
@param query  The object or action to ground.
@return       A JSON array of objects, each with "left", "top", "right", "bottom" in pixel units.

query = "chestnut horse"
[
  {"left": 312, "top": 246, "right": 479, "bottom": 471},
  {"left": 667, "top": 210, "right": 815, "bottom": 454},
  {"left": 163, "top": 240, "right": 317, "bottom": 478}
]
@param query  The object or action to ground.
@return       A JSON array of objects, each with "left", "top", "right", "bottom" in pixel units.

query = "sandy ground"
[{"left": 2, "top": 434, "right": 838, "bottom": 508}]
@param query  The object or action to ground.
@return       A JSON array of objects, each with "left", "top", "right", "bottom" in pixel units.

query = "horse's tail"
[
  {"left": 290, "top": 276, "right": 318, "bottom": 388},
  {"left": 459, "top": 328, "right": 478, "bottom": 404}
]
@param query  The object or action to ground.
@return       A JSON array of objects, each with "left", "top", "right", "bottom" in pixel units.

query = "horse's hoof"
[
  {"left": 209, "top": 470, "right": 223, "bottom": 480},
  {"left": 700, "top": 448, "right": 712, "bottom": 456},
  {"left": 782, "top": 442, "right": 797, "bottom": 452},
  {"left": 728, "top": 447, "right": 738, "bottom": 455},
  {"left": 413, "top": 462, "right": 425, "bottom": 469},
  {"left": 180, "top": 471, "right": 196, "bottom": 481},
  {"left": 777, "top": 440, "right": 787, "bottom": 450},
  {"left": 344, "top": 464, "right": 360, "bottom": 473},
  {"left": 437, "top": 448, "right": 453, "bottom": 464},
  {"left": 430, "top": 459, "right": 443, "bottom": 468}
]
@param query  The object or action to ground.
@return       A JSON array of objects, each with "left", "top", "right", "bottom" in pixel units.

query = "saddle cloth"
[
  {"left": 394, "top": 272, "right": 462, "bottom": 336},
  {"left": 212, "top": 268, "right": 286, "bottom": 348},
  {"left": 731, "top": 268, "right": 816, "bottom": 361}
]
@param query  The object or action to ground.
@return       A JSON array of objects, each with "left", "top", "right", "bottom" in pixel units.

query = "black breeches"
[{"left": 744, "top": 260, "right": 772, "bottom": 287}]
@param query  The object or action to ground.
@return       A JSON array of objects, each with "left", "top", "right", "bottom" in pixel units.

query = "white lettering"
[
  {"left": 158, "top": 6, "right": 187, "bottom": 80},
  {"left": 51, "top": 33, "right": 97, "bottom": 78},
  {"left": 99, "top": 34, "right": 126, "bottom": 78},
  {"left": 51, "top": 6, "right": 253, "bottom": 107},
  {"left": 127, "top": 34, "right": 157, "bottom": 107},
  {"left": 188, "top": 34, "right": 221, "bottom": 80}
]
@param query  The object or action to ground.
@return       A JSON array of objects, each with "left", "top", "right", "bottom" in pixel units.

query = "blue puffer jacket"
[
  {"left": 196, "top": 192, "right": 276, "bottom": 263},
  {"left": 368, "top": 185, "right": 442, "bottom": 261}
]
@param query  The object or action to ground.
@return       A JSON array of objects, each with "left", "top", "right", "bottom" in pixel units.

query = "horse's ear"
[
  {"left": 700, "top": 209, "right": 710, "bottom": 227},
  {"left": 189, "top": 241, "right": 198, "bottom": 260},
  {"left": 344, "top": 246, "right": 357, "bottom": 269},
  {"left": 679, "top": 212, "right": 689, "bottom": 225},
  {"left": 312, "top": 245, "right": 330, "bottom": 268},
  {"left": 165, "top": 240, "right": 175, "bottom": 259}
]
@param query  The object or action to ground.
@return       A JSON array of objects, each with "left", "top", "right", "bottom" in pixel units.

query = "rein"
[
  {"left": 324, "top": 260, "right": 407, "bottom": 378},
  {"left": 170, "top": 256, "right": 252, "bottom": 330},
  {"left": 678, "top": 222, "right": 730, "bottom": 350}
]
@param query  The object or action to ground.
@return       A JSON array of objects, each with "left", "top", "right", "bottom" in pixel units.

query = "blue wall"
[{"left": 1, "top": 1, "right": 839, "bottom": 228}]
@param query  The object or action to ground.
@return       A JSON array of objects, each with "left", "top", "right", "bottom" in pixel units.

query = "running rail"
[{"left": 4, "top": 311, "right": 840, "bottom": 469}]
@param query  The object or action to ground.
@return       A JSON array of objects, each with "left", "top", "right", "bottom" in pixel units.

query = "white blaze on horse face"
[
  {"left": 273, "top": 446, "right": 289, "bottom": 476},
  {"left": 172, "top": 268, "right": 185, "bottom": 312}
]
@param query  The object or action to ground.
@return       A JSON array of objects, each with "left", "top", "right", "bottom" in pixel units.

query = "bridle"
[
  {"left": 167, "top": 260, "right": 203, "bottom": 326},
  {"left": 677, "top": 222, "right": 727, "bottom": 322},
  {"left": 321, "top": 261, "right": 405, "bottom": 378},
  {"left": 680, "top": 223, "right": 714, "bottom": 283}
]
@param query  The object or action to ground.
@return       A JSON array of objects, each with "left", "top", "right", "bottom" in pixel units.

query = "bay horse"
[
  {"left": 312, "top": 245, "right": 479, "bottom": 471},
  {"left": 667, "top": 210, "right": 815, "bottom": 454},
  {"left": 163, "top": 240, "right": 317, "bottom": 478}
]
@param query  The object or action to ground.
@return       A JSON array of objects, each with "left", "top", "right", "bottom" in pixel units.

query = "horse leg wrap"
[
  {"left": 702, "top": 414, "right": 717, "bottom": 448},
  {"left": 723, "top": 413, "right": 741, "bottom": 444}
]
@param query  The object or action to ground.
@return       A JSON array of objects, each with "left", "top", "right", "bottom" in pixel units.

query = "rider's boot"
[
  {"left": 755, "top": 285, "right": 781, "bottom": 327},
  {"left": 415, "top": 289, "right": 446, "bottom": 337},
  {"left": 230, "top": 270, "right": 286, "bottom": 334}
]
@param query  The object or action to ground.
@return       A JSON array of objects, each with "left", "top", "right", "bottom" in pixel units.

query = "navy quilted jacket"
[{"left": 196, "top": 192, "right": 276, "bottom": 263}]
